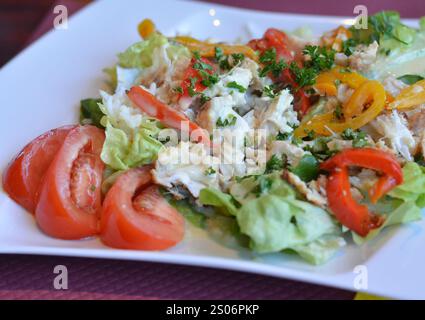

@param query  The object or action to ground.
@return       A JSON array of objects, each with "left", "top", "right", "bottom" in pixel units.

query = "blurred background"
[{"left": 1, "top": 0, "right": 424, "bottom": 67}]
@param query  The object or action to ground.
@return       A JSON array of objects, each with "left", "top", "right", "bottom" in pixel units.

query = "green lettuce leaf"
[
  {"left": 80, "top": 98, "right": 104, "bottom": 128},
  {"left": 167, "top": 197, "right": 207, "bottom": 228},
  {"left": 199, "top": 187, "right": 239, "bottom": 216},
  {"left": 200, "top": 173, "right": 343, "bottom": 264},
  {"left": 101, "top": 121, "right": 163, "bottom": 170},
  {"left": 388, "top": 162, "right": 425, "bottom": 202},
  {"left": 291, "top": 234, "right": 346, "bottom": 265},
  {"left": 117, "top": 33, "right": 190, "bottom": 69},
  {"left": 290, "top": 154, "right": 319, "bottom": 182},
  {"left": 351, "top": 11, "right": 417, "bottom": 53},
  {"left": 237, "top": 193, "right": 337, "bottom": 254}
]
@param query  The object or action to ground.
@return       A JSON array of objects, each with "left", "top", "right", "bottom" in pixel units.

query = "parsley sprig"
[
  {"left": 216, "top": 114, "right": 237, "bottom": 127},
  {"left": 258, "top": 48, "right": 287, "bottom": 78},
  {"left": 226, "top": 81, "right": 247, "bottom": 93},
  {"left": 341, "top": 128, "right": 369, "bottom": 148},
  {"left": 289, "top": 45, "right": 335, "bottom": 87},
  {"left": 214, "top": 47, "right": 245, "bottom": 70}
]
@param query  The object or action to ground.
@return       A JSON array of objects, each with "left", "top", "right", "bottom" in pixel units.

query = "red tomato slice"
[
  {"left": 2, "top": 125, "right": 75, "bottom": 213},
  {"left": 264, "top": 28, "right": 295, "bottom": 62},
  {"left": 180, "top": 57, "right": 215, "bottom": 98},
  {"left": 100, "top": 167, "right": 185, "bottom": 250},
  {"left": 35, "top": 125, "right": 105, "bottom": 239},
  {"left": 127, "top": 86, "right": 210, "bottom": 144}
]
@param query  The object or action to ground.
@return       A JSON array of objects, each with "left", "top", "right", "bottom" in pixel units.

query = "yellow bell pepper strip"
[
  {"left": 138, "top": 19, "right": 156, "bottom": 39},
  {"left": 315, "top": 67, "right": 367, "bottom": 96},
  {"left": 389, "top": 79, "right": 425, "bottom": 110},
  {"left": 137, "top": 19, "right": 258, "bottom": 61},
  {"left": 321, "top": 26, "right": 352, "bottom": 52},
  {"left": 173, "top": 36, "right": 259, "bottom": 62},
  {"left": 295, "top": 80, "right": 386, "bottom": 137}
]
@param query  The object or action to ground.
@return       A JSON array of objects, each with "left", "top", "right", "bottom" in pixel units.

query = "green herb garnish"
[
  {"left": 226, "top": 81, "right": 247, "bottom": 93},
  {"left": 397, "top": 74, "right": 424, "bottom": 85},
  {"left": 216, "top": 114, "right": 237, "bottom": 127}
]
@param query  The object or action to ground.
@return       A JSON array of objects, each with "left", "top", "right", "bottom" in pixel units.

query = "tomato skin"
[
  {"left": 180, "top": 57, "right": 215, "bottom": 98},
  {"left": 2, "top": 125, "right": 75, "bottom": 213},
  {"left": 127, "top": 86, "right": 210, "bottom": 145},
  {"left": 35, "top": 125, "right": 105, "bottom": 239},
  {"left": 100, "top": 167, "right": 185, "bottom": 250}
]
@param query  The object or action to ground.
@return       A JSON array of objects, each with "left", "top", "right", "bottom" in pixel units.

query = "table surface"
[{"left": 1, "top": 0, "right": 424, "bottom": 300}]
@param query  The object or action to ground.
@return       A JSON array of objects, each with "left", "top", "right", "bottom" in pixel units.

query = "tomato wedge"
[
  {"left": 35, "top": 125, "right": 105, "bottom": 239},
  {"left": 100, "top": 167, "right": 185, "bottom": 250},
  {"left": 127, "top": 86, "right": 210, "bottom": 144},
  {"left": 2, "top": 125, "right": 75, "bottom": 213}
]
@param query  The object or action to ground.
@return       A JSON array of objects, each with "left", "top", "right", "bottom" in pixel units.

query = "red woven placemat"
[{"left": 0, "top": 254, "right": 354, "bottom": 300}]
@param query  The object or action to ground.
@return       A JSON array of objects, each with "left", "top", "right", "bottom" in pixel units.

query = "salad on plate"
[{"left": 3, "top": 11, "right": 425, "bottom": 265}]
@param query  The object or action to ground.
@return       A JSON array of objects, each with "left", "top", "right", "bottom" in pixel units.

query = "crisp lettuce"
[
  {"left": 388, "top": 162, "right": 425, "bottom": 202},
  {"left": 353, "top": 162, "right": 424, "bottom": 244},
  {"left": 101, "top": 121, "right": 163, "bottom": 170},
  {"left": 291, "top": 234, "right": 346, "bottom": 265},
  {"left": 167, "top": 197, "right": 207, "bottom": 228},
  {"left": 104, "top": 33, "right": 189, "bottom": 90},
  {"left": 200, "top": 173, "right": 344, "bottom": 264},
  {"left": 79, "top": 98, "right": 104, "bottom": 128},
  {"left": 420, "top": 17, "right": 425, "bottom": 31},
  {"left": 237, "top": 192, "right": 338, "bottom": 254},
  {"left": 199, "top": 188, "right": 239, "bottom": 216},
  {"left": 351, "top": 11, "right": 417, "bottom": 53},
  {"left": 117, "top": 33, "right": 190, "bottom": 69}
]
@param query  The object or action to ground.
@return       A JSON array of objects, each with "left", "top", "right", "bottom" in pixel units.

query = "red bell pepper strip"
[
  {"left": 320, "top": 148, "right": 403, "bottom": 237},
  {"left": 127, "top": 86, "right": 210, "bottom": 145}
]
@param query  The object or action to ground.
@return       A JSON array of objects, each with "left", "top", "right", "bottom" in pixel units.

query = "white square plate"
[{"left": 0, "top": 0, "right": 423, "bottom": 299}]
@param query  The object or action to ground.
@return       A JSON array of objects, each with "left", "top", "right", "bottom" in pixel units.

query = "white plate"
[{"left": 0, "top": 0, "right": 423, "bottom": 299}]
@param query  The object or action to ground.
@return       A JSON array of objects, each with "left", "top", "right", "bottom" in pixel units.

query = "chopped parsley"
[
  {"left": 341, "top": 38, "right": 359, "bottom": 56},
  {"left": 333, "top": 104, "right": 343, "bottom": 120},
  {"left": 265, "top": 154, "right": 285, "bottom": 173},
  {"left": 303, "top": 137, "right": 337, "bottom": 161},
  {"left": 216, "top": 114, "right": 237, "bottom": 127},
  {"left": 204, "top": 167, "right": 216, "bottom": 175},
  {"left": 287, "top": 45, "right": 335, "bottom": 88},
  {"left": 214, "top": 47, "right": 245, "bottom": 70},
  {"left": 231, "top": 53, "right": 245, "bottom": 65},
  {"left": 289, "top": 62, "right": 317, "bottom": 88},
  {"left": 226, "top": 81, "right": 247, "bottom": 93},
  {"left": 192, "top": 50, "right": 201, "bottom": 60},
  {"left": 263, "top": 84, "right": 280, "bottom": 98},
  {"left": 173, "top": 86, "right": 184, "bottom": 94},
  {"left": 341, "top": 128, "right": 369, "bottom": 148},
  {"left": 200, "top": 94, "right": 211, "bottom": 105},
  {"left": 275, "top": 131, "right": 291, "bottom": 141},
  {"left": 303, "top": 45, "right": 335, "bottom": 72},
  {"left": 193, "top": 61, "right": 213, "bottom": 71},
  {"left": 258, "top": 48, "right": 287, "bottom": 78},
  {"left": 200, "top": 72, "right": 219, "bottom": 88}
]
